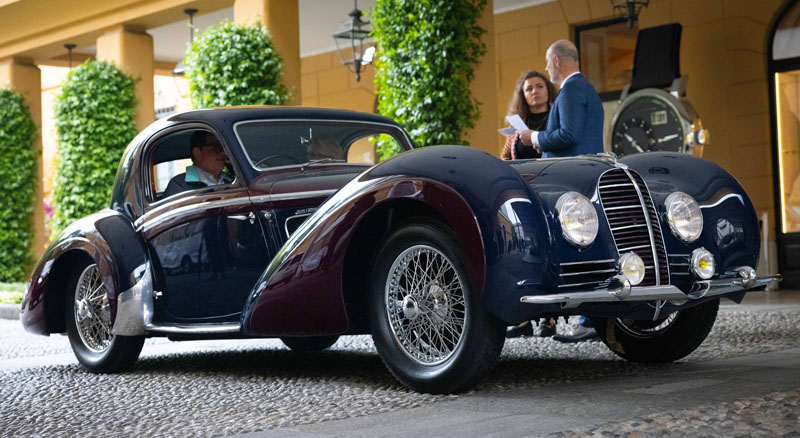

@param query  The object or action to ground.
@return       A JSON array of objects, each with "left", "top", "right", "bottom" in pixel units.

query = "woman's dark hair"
[{"left": 506, "top": 70, "right": 557, "bottom": 120}]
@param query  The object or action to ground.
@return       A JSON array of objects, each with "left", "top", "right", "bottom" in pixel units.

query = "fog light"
[
  {"left": 691, "top": 247, "right": 715, "bottom": 279},
  {"left": 619, "top": 252, "right": 645, "bottom": 285}
]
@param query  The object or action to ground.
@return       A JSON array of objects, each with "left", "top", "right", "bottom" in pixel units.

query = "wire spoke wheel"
[
  {"left": 616, "top": 311, "right": 679, "bottom": 339},
  {"left": 73, "top": 264, "right": 113, "bottom": 353},
  {"left": 385, "top": 245, "right": 467, "bottom": 366}
]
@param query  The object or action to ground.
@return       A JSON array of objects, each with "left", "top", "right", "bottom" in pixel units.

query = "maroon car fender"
[
  {"left": 241, "top": 175, "right": 484, "bottom": 337},
  {"left": 21, "top": 210, "right": 146, "bottom": 336}
]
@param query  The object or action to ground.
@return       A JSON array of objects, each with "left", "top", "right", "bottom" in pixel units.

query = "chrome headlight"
[
  {"left": 556, "top": 192, "right": 598, "bottom": 247},
  {"left": 665, "top": 192, "right": 703, "bottom": 243}
]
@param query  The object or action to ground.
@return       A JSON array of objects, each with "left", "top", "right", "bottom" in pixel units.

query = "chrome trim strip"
[
  {"left": 604, "top": 205, "right": 642, "bottom": 211},
  {"left": 624, "top": 169, "right": 661, "bottom": 286},
  {"left": 112, "top": 262, "right": 154, "bottom": 336},
  {"left": 617, "top": 244, "right": 652, "bottom": 252},
  {"left": 610, "top": 223, "right": 648, "bottom": 231},
  {"left": 560, "top": 259, "right": 615, "bottom": 266},
  {"left": 250, "top": 189, "right": 338, "bottom": 205},
  {"left": 135, "top": 197, "right": 253, "bottom": 232},
  {"left": 557, "top": 280, "right": 604, "bottom": 288},
  {"left": 559, "top": 269, "right": 616, "bottom": 277},
  {"left": 145, "top": 323, "right": 241, "bottom": 335}
]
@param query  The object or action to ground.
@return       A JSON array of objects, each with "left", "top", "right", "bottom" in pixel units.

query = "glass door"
[{"left": 775, "top": 70, "right": 800, "bottom": 234}]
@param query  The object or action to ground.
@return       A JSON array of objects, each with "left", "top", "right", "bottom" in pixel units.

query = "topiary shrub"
[
  {"left": 372, "top": 0, "right": 487, "bottom": 159},
  {"left": 185, "top": 20, "right": 289, "bottom": 108},
  {"left": 51, "top": 60, "right": 138, "bottom": 237},
  {"left": 0, "top": 89, "right": 37, "bottom": 281}
]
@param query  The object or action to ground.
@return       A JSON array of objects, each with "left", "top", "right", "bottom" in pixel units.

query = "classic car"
[{"left": 21, "top": 106, "right": 779, "bottom": 394}]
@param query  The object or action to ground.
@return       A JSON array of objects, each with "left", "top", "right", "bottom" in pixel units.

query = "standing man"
[
  {"left": 519, "top": 39, "right": 604, "bottom": 157},
  {"left": 520, "top": 40, "right": 604, "bottom": 342}
]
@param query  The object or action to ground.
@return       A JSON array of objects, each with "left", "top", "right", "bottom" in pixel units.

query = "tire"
[
  {"left": 280, "top": 335, "right": 340, "bottom": 352},
  {"left": 369, "top": 221, "right": 505, "bottom": 394},
  {"left": 592, "top": 298, "right": 720, "bottom": 363},
  {"left": 65, "top": 262, "right": 145, "bottom": 373}
]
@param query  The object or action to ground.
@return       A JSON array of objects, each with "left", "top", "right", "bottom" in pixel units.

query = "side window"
[{"left": 147, "top": 129, "right": 229, "bottom": 202}]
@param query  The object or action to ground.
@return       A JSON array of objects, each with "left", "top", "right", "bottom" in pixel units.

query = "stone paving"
[{"left": 0, "top": 307, "right": 798, "bottom": 437}]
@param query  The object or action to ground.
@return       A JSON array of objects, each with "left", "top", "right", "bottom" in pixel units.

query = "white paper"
[
  {"left": 505, "top": 114, "right": 529, "bottom": 131},
  {"left": 497, "top": 127, "right": 516, "bottom": 136}
]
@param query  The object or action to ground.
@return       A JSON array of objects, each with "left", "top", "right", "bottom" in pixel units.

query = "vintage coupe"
[{"left": 21, "top": 107, "right": 778, "bottom": 393}]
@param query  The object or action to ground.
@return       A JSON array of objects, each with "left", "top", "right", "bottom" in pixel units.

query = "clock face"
[{"left": 612, "top": 94, "right": 686, "bottom": 156}]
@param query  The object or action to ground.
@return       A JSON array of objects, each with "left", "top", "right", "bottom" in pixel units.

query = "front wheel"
[
  {"left": 369, "top": 222, "right": 505, "bottom": 394},
  {"left": 592, "top": 298, "right": 720, "bottom": 363},
  {"left": 65, "top": 262, "right": 144, "bottom": 373}
]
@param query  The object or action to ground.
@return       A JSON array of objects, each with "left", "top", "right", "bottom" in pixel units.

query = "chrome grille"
[
  {"left": 598, "top": 168, "right": 669, "bottom": 286},
  {"left": 559, "top": 259, "right": 616, "bottom": 290}
]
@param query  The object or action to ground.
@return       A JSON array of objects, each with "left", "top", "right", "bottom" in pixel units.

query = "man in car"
[{"left": 164, "top": 130, "right": 233, "bottom": 197}]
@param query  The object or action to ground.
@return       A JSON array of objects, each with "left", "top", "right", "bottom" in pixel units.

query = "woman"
[
  {"left": 503, "top": 71, "right": 558, "bottom": 338},
  {"left": 501, "top": 70, "right": 557, "bottom": 160}
]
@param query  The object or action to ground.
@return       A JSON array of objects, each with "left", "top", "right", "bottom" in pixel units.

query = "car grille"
[
  {"left": 597, "top": 168, "right": 669, "bottom": 286},
  {"left": 559, "top": 259, "right": 616, "bottom": 290}
]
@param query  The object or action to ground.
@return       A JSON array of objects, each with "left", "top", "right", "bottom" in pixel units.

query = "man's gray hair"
[{"left": 549, "top": 40, "right": 579, "bottom": 63}]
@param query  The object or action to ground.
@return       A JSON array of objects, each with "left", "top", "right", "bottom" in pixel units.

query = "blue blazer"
[{"left": 538, "top": 73, "right": 604, "bottom": 158}]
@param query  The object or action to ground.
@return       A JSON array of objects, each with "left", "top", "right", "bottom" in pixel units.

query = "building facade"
[{"left": 0, "top": 0, "right": 797, "bottom": 285}]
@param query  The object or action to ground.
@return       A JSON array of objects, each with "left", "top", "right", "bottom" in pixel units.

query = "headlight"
[
  {"left": 556, "top": 192, "right": 598, "bottom": 247},
  {"left": 619, "top": 252, "right": 645, "bottom": 285},
  {"left": 665, "top": 192, "right": 703, "bottom": 242},
  {"left": 690, "top": 247, "right": 715, "bottom": 279}
]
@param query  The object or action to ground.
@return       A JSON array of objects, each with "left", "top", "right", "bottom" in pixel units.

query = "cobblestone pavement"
[{"left": 1, "top": 306, "right": 799, "bottom": 437}]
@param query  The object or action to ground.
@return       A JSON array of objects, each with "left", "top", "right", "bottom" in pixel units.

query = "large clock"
[{"left": 611, "top": 87, "right": 708, "bottom": 157}]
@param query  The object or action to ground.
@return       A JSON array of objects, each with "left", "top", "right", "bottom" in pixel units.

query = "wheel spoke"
[{"left": 385, "top": 245, "right": 467, "bottom": 365}]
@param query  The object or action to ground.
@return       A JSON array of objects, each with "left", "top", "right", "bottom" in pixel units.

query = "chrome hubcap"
[
  {"left": 385, "top": 245, "right": 467, "bottom": 366},
  {"left": 74, "top": 264, "right": 113, "bottom": 353}
]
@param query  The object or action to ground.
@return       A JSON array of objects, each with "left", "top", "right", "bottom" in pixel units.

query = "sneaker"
[
  {"left": 534, "top": 321, "right": 556, "bottom": 337},
  {"left": 553, "top": 325, "right": 599, "bottom": 343},
  {"left": 506, "top": 322, "right": 534, "bottom": 338}
]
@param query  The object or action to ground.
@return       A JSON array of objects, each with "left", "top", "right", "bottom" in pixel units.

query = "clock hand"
[
  {"left": 657, "top": 134, "right": 679, "bottom": 143},
  {"left": 624, "top": 133, "right": 644, "bottom": 152}
]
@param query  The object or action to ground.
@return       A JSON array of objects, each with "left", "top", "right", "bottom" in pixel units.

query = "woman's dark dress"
[{"left": 514, "top": 111, "right": 549, "bottom": 159}]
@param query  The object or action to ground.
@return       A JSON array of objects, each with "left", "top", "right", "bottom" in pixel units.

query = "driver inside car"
[{"left": 164, "top": 130, "right": 234, "bottom": 198}]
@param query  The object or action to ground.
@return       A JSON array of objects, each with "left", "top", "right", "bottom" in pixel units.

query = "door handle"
[{"left": 229, "top": 212, "right": 256, "bottom": 224}]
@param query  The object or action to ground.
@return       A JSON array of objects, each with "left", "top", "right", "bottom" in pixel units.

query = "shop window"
[{"left": 576, "top": 18, "right": 639, "bottom": 100}]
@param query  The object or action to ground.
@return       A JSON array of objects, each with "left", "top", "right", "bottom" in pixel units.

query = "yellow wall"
[{"left": 300, "top": 50, "right": 377, "bottom": 113}]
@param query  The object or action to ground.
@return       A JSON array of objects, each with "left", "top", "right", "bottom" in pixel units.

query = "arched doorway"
[{"left": 769, "top": 0, "right": 800, "bottom": 287}]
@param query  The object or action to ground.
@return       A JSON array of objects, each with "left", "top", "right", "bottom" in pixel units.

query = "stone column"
[
  {"left": 0, "top": 57, "right": 46, "bottom": 260},
  {"left": 466, "top": 0, "right": 500, "bottom": 155},
  {"left": 234, "top": 0, "right": 301, "bottom": 105},
  {"left": 96, "top": 25, "right": 155, "bottom": 130}
]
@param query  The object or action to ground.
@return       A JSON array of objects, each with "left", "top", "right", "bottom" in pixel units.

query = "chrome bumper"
[{"left": 521, "top": 267, "right": 781, "bottom": 309}]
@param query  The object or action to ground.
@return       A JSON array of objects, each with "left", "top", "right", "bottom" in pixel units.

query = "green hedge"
[
  {"left": 185, "top": 20, "right": 288, "bottom": 108},
  {"left": 372, "top": 0, "right": 487, "bottom": 158},
  {"left": 0, "top": 89, "right": 37, "bottom": 281},
  {"left": 52, "top": 60, "right": 138, "bottom": 237}
]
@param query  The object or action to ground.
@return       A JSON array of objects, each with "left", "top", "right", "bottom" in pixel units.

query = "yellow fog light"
[
  {"left": 691, "top": 247, "right": 715, "bottom": 280},
  {"left": 619, "top": 252, "right": 645, "bottom": 285}
]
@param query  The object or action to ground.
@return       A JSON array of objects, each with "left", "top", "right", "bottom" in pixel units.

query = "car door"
[{"left": 139, "top": 127, "right": 273, "bottom": 324}]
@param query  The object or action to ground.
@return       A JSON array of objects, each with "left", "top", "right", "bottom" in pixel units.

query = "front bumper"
[{"left": 520, "top": 266, "right": 781, "bottom": 309}]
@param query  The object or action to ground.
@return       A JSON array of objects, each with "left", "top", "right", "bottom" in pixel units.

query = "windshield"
[{"left": 234, "top": 120, "right": 409, "bottom": 170}]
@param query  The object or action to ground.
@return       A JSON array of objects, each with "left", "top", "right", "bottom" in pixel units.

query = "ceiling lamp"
[{"left": 172, "top": 8, "right": 198, "bottom": 76}]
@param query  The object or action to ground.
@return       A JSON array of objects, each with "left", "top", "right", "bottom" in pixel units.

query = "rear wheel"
[
  {"left": 65, "top": 262, "right": 144, "bottom": 373},
  {"left": 593, "top": 298, "right": 719, "bottom": 363},
  {"left": 280, "top": 335, "right": 340, "bottom": 351},
  {"left": 369, "top": 221, "right": 505, "bottom": 394}
]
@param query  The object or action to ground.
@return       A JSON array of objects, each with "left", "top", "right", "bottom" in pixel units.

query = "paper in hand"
[
  {"left": 505, "top": 114, "right": 529, "bottom": 131},
  {"left": 497, "top": 127, "right": 516, "bottom": 136}
]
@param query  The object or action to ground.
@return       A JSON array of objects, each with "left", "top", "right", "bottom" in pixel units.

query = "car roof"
[{"left": 164, "top": 106, "right": 402, "bottom": 127}]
